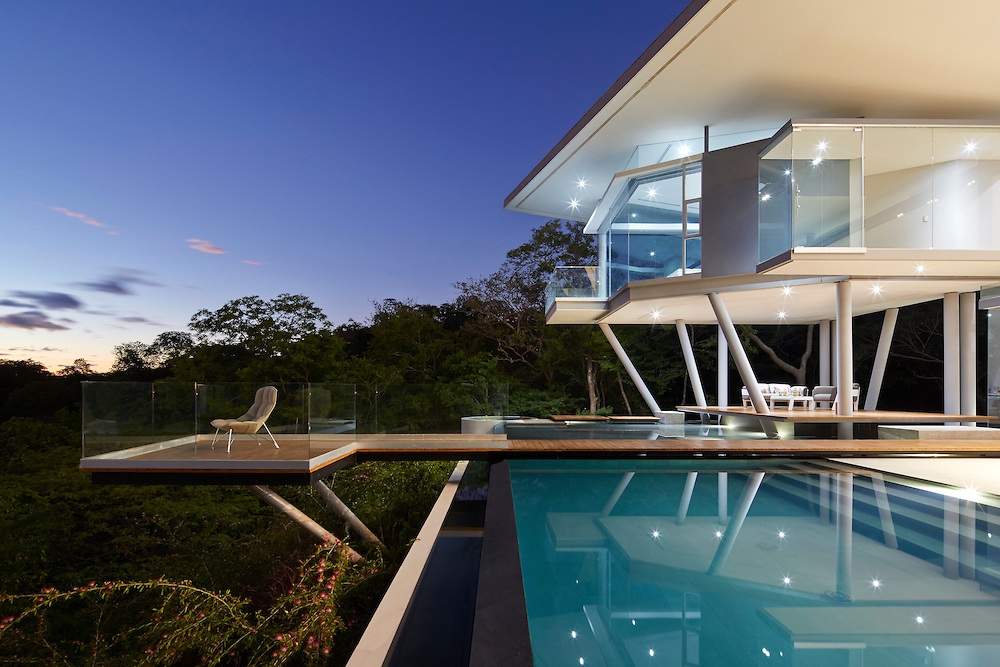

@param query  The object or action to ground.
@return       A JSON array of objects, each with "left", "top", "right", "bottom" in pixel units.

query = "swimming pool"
[{"left": 509, "top": 458, "right": 1000, "bottom": 666}]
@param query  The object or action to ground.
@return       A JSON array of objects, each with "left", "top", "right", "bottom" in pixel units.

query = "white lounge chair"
[{"left": 211, "top": 385, "right": 280, "bottom": 453}]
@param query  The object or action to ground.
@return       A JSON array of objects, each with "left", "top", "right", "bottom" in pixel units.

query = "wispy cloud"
[
  {"left": 7, "top": 346, "right": 62, "bottom": 352},
  {"left": 187, "top": 238, "right": 226, "bottom": 255},
  {"left": 9, "top": 291, "right": 83, "bottom": 310},
  {"left": 242, "top": 259, "right": 262, "bottom": 266},
  {"left": 45, "top": 205, "right": 115, "bottom": 234},
  {"left": 0, "top": 311, "right": 70, "bottom": 330},
  {"left": 0, "top": 298, "right": 34, "bottom": 308},
  {"left": 119, "top": 315, "right": 161, "bottom": 325},
  {"left": 76, "top": 269, "right": 160, "bottom": 296}
]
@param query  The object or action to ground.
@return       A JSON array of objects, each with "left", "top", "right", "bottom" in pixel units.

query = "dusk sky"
[{"left": 0, "top": 1, "right": 687, "bottom": 371}]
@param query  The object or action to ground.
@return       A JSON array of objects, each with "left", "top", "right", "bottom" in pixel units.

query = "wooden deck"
[
  {"left": 676, "top": 405, "right": 997, "bottom": 423},
  {"left": 80, "top": 430, "right": 1000, "bottom": 485}
]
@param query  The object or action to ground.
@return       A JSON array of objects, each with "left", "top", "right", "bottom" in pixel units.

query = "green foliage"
[
  {"left": 0, "top": 544, "right": 379, "bottom": 666},
  {"left": 190, "top": 294, "right": 331, "bottom": 357}
]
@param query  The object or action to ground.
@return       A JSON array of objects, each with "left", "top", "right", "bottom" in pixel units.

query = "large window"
[
  {"left": 603, "top": 160, "right": 702, "bottom": 295},
  {"left": 759, "top": 121, "right": 1000, "bottom": 264}
]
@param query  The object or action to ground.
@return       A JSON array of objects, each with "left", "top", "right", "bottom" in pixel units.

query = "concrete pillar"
[
  {"left": 836, "top": 282, "right": 854, "bottom": 439},
  {"left": 677, "top": 320, "right": 708, "bottom": 408},
  {"left": 601, "top": 472, "right": 635, "bottom": 517},
  {"left": 831, "top": 320, "right": 839, "bottom": 386},
  {"left": 708, "top": 293, "right": 777, "bottom": 438},
  {"left": 819, "top": 320, "right": 831, "bottom": 386},
  {"left": 718, "top": 472, "right": 728, "bottom": 524},
  {"left": 835, "top": 473, "right": 854, "bottom": 601},
  {"left": 676, "top": 472, "right": 698, "bottom": 525},
  {"left": 960, "top": 292, "right": 977, "bottom": 425},
  {"left": 708, "top": 472, "right": 765, "bottom": 576},
  {"left": 864, "top": 308, "right": 898, "bottom": 411},
  {"left": 944, "top": 496, "right": 960, "bottom": 579},
  {"left": 960, "top": 499, "right": 977, "bottom": 579},
  {"left": 944, "top": 293, "right": 960, "bottom": 421},
  {"left": 718, "top": 325, "right": 729, "bottom": 408},
  {"left": 599, "top": 322, "right": 661, "bottom": 415}
]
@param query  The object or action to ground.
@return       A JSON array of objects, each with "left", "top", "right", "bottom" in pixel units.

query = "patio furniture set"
[{"left": 740, "top": 382, "right": 861, "bottom": 411}]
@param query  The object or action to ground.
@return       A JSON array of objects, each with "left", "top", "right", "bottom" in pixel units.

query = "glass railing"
[
  {"left": 545, "top": 266, "right": 602, "bottom": 312},
  {"left": 81, "top": 382, "right": 508, "bottom": 461},
  {"left": 759, "top": 121, "right": 1000, "bottom": 263}
]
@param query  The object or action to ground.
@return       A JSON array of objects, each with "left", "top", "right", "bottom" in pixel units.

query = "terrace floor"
[{"left": 80, "top": 430, "right": 1000, "bottom": 485}]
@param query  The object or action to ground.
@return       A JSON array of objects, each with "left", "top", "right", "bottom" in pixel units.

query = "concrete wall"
[{"left": 701, "top": 138, "right": 770, "bottom": 277}]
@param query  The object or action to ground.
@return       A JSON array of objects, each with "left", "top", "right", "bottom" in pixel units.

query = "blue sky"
[{"left": 0, "top": 1, "right": 687, "bottom": 371}]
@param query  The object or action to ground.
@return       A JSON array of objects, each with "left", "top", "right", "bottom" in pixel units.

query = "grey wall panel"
[{"left": 701, "top": 139, "right": 770, "bottom": 278}]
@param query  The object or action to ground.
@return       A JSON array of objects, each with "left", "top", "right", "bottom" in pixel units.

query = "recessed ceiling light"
[
  {"left": 871, "top": 578, "right": 881, "bottom": 589},
  {"left": 817, "top": 140, "right": 828, "bottom": 151},
  {"left": 964, "top": 141, "right": 978, "bottom": 153},
  {"left": 761, "top": 193, "right": 772, "bottom": 202},
  {"left": 569, "top": 199, "right": 580, "bottom": 209},
  {"left": 651, "top": 309, "right": 662, "bottom": 321},
  {"left": 784, "top": 169, "right": 791, "bottom": 176},
  {"left": 781, "top": 286, "right": 793, "bottom": 297},
  {"left": 577, "top": 178, "right": 588, "bottom": 188},
  {"left": 647, "top": 186, "right": 658, "bottom": 199},
  {"left": 916, "top": 264, "right": 926, "bottom": 274},
  {"left": 777, "top": 310, "right": 787, "bottom": 320},
  {"left": 871, "top": 283, "right": 882, "bottom": 296}
]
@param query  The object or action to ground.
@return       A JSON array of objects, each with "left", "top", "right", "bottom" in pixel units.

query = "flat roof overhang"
[
  {"left": 506, "top": 0, "right": 1000, "bottom": 222},
  {"left": 546, "top": 248, "right": 1000, "bottom": 325}
]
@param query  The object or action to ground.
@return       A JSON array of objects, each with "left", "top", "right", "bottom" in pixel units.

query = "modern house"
[{"left": 504, "top": 0, "right": 1000, "bottom": 433}]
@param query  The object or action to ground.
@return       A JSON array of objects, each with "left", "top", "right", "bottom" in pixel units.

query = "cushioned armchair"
[
  {"left": 812, "top": 385, "right": 837, "bottom": 409},
  {"left": 211, "top": 385, "right": 280, "bottom": 453}
]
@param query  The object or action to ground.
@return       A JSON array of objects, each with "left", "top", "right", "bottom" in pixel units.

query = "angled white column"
[
  {"left": 708, "top": 293, "right": 776, "bottom": 438},
  {"left": 718, "top": 325, "right": 729, "bottom": 408},
  {"left": 943, "top": 293, "right": 960, "bottom": 423},
  {"left": 819, "top": 320, "right": 831, "bottom": 386},
  {"left": 708, "top": 472, "right": 765, "bottom": 576},
  {"left": 676, "top": 319, "right": 708, "bottom": 408},
  {"left": 708, "top": 294, "right": 768, "bottom": 415},
  {"left": 960, "top": 292, "right": 977, "bottom": 425},
  {"left": 870, "top": 473, "right": 897, "bottom": 549},
  {"left": 864, "top": 308, "right": 898, "bottom": 411},
  {"left": 599, "top": 322, "right": 662, "bottom": 415},
  {"left": 601, "top": 472, "right": 635, "bottom": 517},
  {"left": 313, "top": 479, "right": 386, "bottom": 550},
  {"left": 676, "top": 472, "right": 698, "bottom": 525}
]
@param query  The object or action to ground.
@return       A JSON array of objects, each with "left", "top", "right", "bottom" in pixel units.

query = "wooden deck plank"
[{"left": 677, "top": 406, "right": 997, "bottom": 423}]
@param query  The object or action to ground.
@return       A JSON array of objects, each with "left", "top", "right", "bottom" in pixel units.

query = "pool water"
[{"left": 509, "top": 459, "right": 1000, "bottom": 666}]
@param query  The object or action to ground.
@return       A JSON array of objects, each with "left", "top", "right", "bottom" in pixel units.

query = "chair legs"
[{"left": 215, "top": 425, "right": 279, "bottom": 453}]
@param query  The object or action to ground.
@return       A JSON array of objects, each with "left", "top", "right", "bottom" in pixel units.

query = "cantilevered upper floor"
[{"left": 506, "top": 0, "right": 1000, "bottom": 326}]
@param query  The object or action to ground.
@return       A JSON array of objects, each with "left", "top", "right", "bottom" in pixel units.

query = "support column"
[
  {"left": 960, "top": 499, "right": 977, "bottom": 579},
  {"left": 708, "top": 472, "right": 765, "bottom": 575},
  {"left": 944, "top": 292, "right": 960, "bottom": 422},
  {"left": 708, "top": 293, "right": 776, "bottom": 438},
  {"left": 836, "top": 283, "right": 854, "bottom": 439},
  {"left": 831, "top": 320, "right": 839, "bottom": 386},
  {"left": 718, "top": 325, "right": 729, "bottom": 408},
  {"left": 819, "top": 473, "right": 831, "bottom": 524},
  {"left": 599, "top": 323, "right": 662, "bottom": 416},
  {"left": 676, "top": 472, "right": 698, "bottom": 525},
  {"left": 718, "top": 473, "right": 728, "bottom": 524},
  {"left": 312, "top": 479, "right": 386, "bottom": 550},
  {"left": 251, "top": 485, "right": 364, "bottom": 562},
  {"left": 677, "top": 320, "right": 708, "bottom": 424},
  {"left": 944, "top": 496, "right": 960, "bottom": 579},
  {"left": 870, "top": 473, "right": 898, "bottom": 549},
  {"left": 601, "top": 472, "right": 635, "bottom": 517},
  {"left": 960, "top": 292, "right": 977, "bottom": 425},
  {"left": 819, "top": 320, "right": 831, "bottom": 387},
  {"left": 864, "top": 308, "right": 898, "bottom": 411},
  {"left": 835, "top": 473, "right": 853, "bottom": 601}
]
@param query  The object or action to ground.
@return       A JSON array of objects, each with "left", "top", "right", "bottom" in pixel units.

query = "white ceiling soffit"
[{"left": 506, "top": 0, "right": 1000, "bottom": 222}]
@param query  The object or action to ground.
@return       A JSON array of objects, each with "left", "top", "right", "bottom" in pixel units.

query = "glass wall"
[
  {"left": 604, "top": 161, "right": 702, "bottom": 295},
  {"left": 759, "top": 122, "right": 1000, "bottom": 263},
  {"left": 80, "top": 382, "right": 507, "bottom": 459}
]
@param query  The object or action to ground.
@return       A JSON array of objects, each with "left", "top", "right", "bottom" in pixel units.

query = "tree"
[
  {"left": 454, "top": 219, "right": 596, "bottom": 369},
  {"left": 57, "top": 358, "right": 94, "bottom": 376},
  {"left": 189, "top": 294, "right": 331, "bottom": 357}
]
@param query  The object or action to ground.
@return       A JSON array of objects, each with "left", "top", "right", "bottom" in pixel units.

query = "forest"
[{"left": 0, "top": 219, "right": 972, "bottom": 665}]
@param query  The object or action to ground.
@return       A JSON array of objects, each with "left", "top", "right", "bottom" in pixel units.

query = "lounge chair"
[
  {"left": 211, "top": 385, "right": 280, "bottom": 453},
  {"left": 812, "top": 383, "right": 861, "bottom": 411}
]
